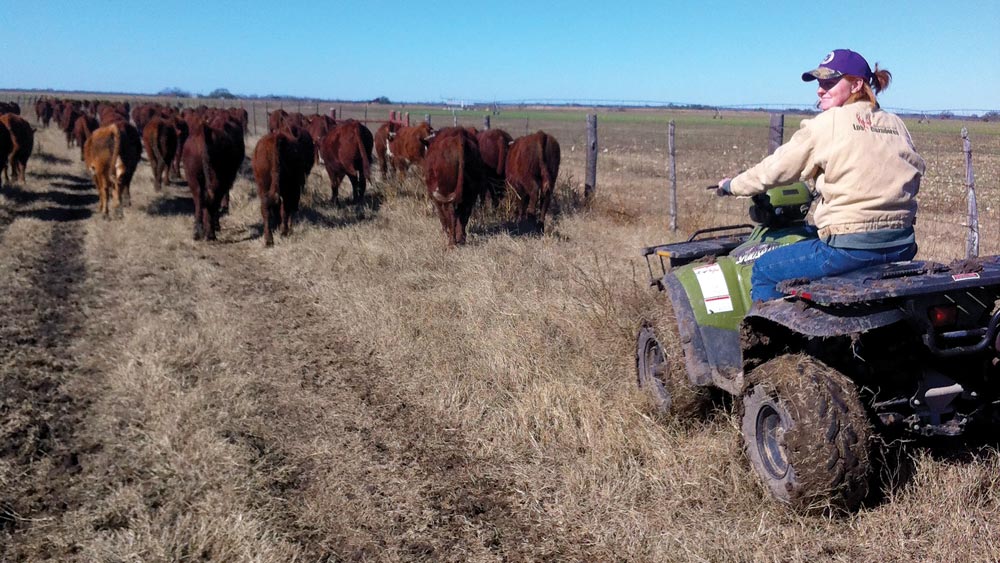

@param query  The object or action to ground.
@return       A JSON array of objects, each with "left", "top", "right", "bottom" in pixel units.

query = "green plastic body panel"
[{"left": 674, "top": 225, "right": 815, "bottom": 331}]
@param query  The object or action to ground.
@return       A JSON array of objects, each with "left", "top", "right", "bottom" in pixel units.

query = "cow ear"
[
  {"left": 387, "top": 131, "right": 396, "bottom": 139},
  {"left": 423, "top": 133, "right": 436, "bottom": 142}
]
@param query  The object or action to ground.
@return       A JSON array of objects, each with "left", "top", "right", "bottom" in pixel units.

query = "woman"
[{"left": 715, "top": 49, "right": 925, "bottom": 302}]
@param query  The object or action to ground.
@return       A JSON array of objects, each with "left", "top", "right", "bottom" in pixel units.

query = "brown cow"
[
  {"left": 505, "top": 131, "right": 561, "bottom": 232},
  {"left": 252, "top": 128, "right": 312, "bottom": 246},
  {"left": 170, "top": 115, "right": 190, "bottom": 181},
  {"left": 83, "top": 124, "right": 127, "bottom": 218},
  {"left": 373, "top": 121, "right": 401, "bottom": 178},
  {"left": 60, "top": 106, "right": 83, "bottom": 149},
  {"left": 0, "top": 102, "right": 20, "bottom": 115},
  {"left": 35, "top": 99, "right": 53, "bottom": 128},
  {"left": 0, "top": 114, "right": 34, "bottom": 185},
  {"left": 386, "top": 122, "right": 433, "bottom": 177},
  {"left": 110, "top": 121, "right": 142, "bottom": 207},
  {"left": 182, "top": 115, "right": 245, "bottom": 240},
  {"left": 267, "top": 109, "right": 288, "bottom": 133},
  {"left": 0, "top": 121, "right": 12, "bottom": 188},
  {"left": 319, "top": 120, "right": 373, "bottom": 204},
  {"left": 305, "top": 114, "right": 336, "bottom": 163},
  {"left": 476, "top": 128, "right": 513, "bottom": 206},
  {"left": 143, "top": 117, "right": 179, "bottom": 191},
  {"left": 72, "top": 114, "right": 100, "bottom": 161},
  {"left": 424, "top": 132, "right": 484, "bottom": 246}
]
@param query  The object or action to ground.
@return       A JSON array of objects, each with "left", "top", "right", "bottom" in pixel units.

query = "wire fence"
[{"left": 4, "top": 91, "right": 998, "bottom": 260}]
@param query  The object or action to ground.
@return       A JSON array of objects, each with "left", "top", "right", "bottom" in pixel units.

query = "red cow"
[
  {"left": 373, "top": 121, "right": 401, "bottom": 177},
  {"left": 132, "top": 103, "right": 160, "bottom": 136},
  {"left": 0, "top": 114, "right": 34, "bottom": 185},
  {"left": 109, "top": 121, "right": 142, "bottom": 207},
  {"left": 72, "top": 114, "right": 100, "bottom": 161},
  {"left": 252, "top": 128, "right": 312, "bottom": 246},
  {"left": 170, "top": 115, "right": 189, "bottom": 181},
  {"left": 229, "top": 107, "right": 249, "bottom": 135},
  {"left": 143, "top": 117, "right": 179, "bottom": 191},
  {"left": 424, "top": 132, "right": 483, "bottom": 246},
  {"left": 505, "top": 131, "right": 561, "bottom": 232},
  {"left": 268, "top": 109, "right": 288, "bottom": 133},
  {"left": 386, "top": 122, "right": 433, "bottom": 177},
  {"left": 0, "top": 121, "right": 12, "bottom": 188},
  {"left": 35, "top": 99, "right": 54, "bottom": 128},
  {"left": 305, "top": 114, "right": 336, "bottom": 163},
  {"left": 60, "top": 107, "right": 83, "bottom": 149},
  {"left": 319, "top": 120, "right": 373, "bottom": 204},
  {"left": 182, "top": 115, "right": 245, "bottom": 240},
  {"left": 476, "top": 128, "right": 513, "bottom": 206},
  {"left": 84, "top": 124, "right": 128, "bottom": 218}
]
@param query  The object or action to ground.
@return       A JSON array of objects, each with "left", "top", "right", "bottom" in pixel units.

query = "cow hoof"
[{"left": 264, "top": 238, "right": 274, "bottom": 247}]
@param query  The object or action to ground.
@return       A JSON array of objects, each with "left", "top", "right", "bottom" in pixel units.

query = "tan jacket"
[{"left": 729, "top": 102, "right": 924, "bottom": 238}]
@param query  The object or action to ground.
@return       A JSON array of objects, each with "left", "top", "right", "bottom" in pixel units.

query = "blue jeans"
[{"left": 751, "top": 239, "right": 917, "bottom": 302}]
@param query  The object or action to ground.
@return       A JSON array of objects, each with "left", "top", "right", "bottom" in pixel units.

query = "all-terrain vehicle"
[{"left": 637, "top": 183, "right": 1000, "bottom": 512}]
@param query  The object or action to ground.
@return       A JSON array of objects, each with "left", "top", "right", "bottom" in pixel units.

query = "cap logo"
[{"left": 821, "top": 52, "right": 835, "bottom": 64}]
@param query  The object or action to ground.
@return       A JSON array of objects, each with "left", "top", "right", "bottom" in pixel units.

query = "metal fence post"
[
  {"left": 963, "top": 127, "right": 979, "bottom": 258},
  {"left": 585, "top": 114, "right": 598, "bottom": 201},
  {"left": 668, "top": 120, "right": 677, "bottom": 231},
  {"left": 768, "top": 113, "right": 784, "bottom": 155},
  {"left": 425, "top": 113, "right": 431, "bottom": 126},
  {"left": 483, "top": 115, "right": 490, "bottom": 130}
]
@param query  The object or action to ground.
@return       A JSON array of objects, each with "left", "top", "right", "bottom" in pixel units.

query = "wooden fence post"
[
  {"left": 963, "top": 127, "right": 979, "bottom": 258},
  {"left": 453, "top": 113, "right": 458, "bottom": 127},
  {"left": 252, "top": 101, "right": 257, "bottom": 135},
  {"left": 668, "top": 120, "right": 677, "bottom": 231},
  {"left": 405, "top": 112, "right": 410, "bottom": 126},
  {"left": 483, "top": 115, "right": 490, "bottom": 130},
  {"left": 585, "top": 114, "right": 598, "bottom": 201},
  {"left": 365, "top": 103, "right": 368, "bottom": 122},
  {"left": 768, "top": 113, "right": 784, "bottom": 154},
  {"left": 525, "top": 116, "right": 530, "bottom": 136}
]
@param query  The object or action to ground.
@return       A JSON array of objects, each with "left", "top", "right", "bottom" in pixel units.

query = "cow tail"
[
  {"left": 497, "top": 137, "right": 508, "bottom": 177},
  {"left": 201, "top": 124, "right": 215, "bottom": 207},
  {"left": 270, "top": 135, "right": 283, "bottom": 206},
  {"left": 538, "top": 134, "right": 553, "bottom": 194},
  {"left": 110, "top": 125, "right": 122, "bottom": 183},
  {"left": 150, "top": 125, "right": 164, "bottom": 171},
  {"left": 357, "top": 129, "right": 371, "bottom": 181}
]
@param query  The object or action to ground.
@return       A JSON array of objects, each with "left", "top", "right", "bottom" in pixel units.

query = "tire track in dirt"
[
  {"left": 210, "top": 247, "right": 593, "bottom": 562},
  {"left": 0, "top": 188, "right": 100, "bottom": 558}
]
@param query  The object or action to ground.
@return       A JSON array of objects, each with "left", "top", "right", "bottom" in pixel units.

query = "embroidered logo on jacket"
[{"left": 853, "top": 114, "right": 899, "bottom": 135}]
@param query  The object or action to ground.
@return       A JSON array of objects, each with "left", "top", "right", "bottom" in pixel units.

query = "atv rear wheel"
[
  {"left": 741, "top": 354, "right": 872, "bottom": 512},
  {"left": 635, "top": 322, "right": 709, "bottom": 419}
]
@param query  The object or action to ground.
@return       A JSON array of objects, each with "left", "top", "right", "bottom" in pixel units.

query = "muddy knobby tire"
[
  {"left": 741, "top": 354, "right": 872, "bottom": 513},
  {"left": 635, "top": 318, "right": 710, "bottom": 421}
]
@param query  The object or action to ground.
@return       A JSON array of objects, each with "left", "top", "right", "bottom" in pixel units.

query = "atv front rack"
[{"left": 642, "top": 224, "right": 753, "bottom": 289}]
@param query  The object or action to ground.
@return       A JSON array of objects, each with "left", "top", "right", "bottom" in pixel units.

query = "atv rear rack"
[{"left": 642, "top": 224, "right": 753, "bottom": 288}]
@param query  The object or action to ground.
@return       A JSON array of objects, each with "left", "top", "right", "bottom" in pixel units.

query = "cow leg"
[
  {"left": 260, "top": 198, "right": 273, "bottom": 246},
  {"left": 95, "top": 174, "right": 107, "bottom": 218},
  {"left": 111, "top": 179, "right": 124, "bottom": 219},
  {"left": 279, "top": 197, "right": 290, "bottom": 237},
  {"left": 220, "top": 193, "right": 230, "bottom": 216},
  {"left": 329, "top": 171, "right": 345, "bottom": 206}
]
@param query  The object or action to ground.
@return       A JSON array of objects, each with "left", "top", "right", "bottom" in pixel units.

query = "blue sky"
[{"left": 4, "top": 0, "right": 998, "bottom": 112}]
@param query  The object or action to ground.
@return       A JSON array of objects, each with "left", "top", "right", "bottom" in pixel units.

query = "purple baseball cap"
[{"left": 801, "top": 49, "right": 874, "bottom": 82}]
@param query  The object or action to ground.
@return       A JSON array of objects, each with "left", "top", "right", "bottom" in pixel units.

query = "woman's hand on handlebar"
[{"left": 707, "top": 178, "right": 732, "bottom": 197}]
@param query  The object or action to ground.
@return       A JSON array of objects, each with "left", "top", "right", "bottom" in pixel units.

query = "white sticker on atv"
[{"left": 693, "top": 263, "right": 734, "bottom": 314}]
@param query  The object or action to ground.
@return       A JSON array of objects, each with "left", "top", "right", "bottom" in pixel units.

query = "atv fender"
[
  {"left": 664, "top": 275, "right": 714, "bottom": 387},
  {"left": 744, "top": 299, "right": 907, "bottom": 338}
]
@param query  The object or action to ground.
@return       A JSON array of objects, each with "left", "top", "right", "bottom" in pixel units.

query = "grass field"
[{"left": 2, "top": 97, "right": 1000, "bottom": 562}]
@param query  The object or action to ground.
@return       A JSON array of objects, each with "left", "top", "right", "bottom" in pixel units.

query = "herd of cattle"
[{"left": 0, "top": 98, "right": 562, "bottom": 246}]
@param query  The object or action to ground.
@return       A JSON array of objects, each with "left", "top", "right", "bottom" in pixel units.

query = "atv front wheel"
[
  {"left": 741, "top": 354, "right": 872, "bottom": 512},
  {"left": 636, "top": 322, "right": 708, "bottom": 419}
]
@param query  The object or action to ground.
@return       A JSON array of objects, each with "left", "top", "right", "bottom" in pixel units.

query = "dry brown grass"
[{"left": 2, "top": 107, "right": 1000, "bottom": 562}]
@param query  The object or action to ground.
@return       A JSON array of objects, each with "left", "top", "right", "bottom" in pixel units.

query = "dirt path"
[{"left": 0, "top": 166, "right": 102, "bottom": 558}]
